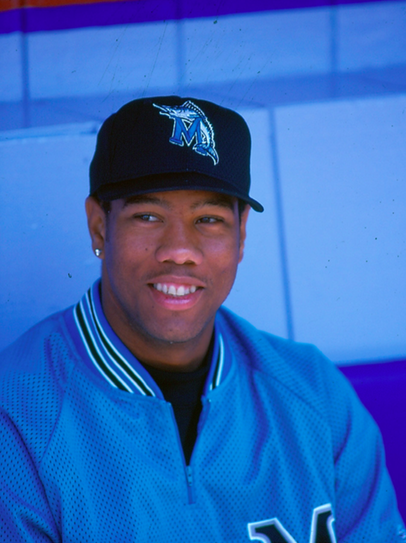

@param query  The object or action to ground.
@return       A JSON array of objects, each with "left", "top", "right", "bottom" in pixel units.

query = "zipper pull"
[
  {"left": 186, "top": 465, "right": 193, "bottom": 486},
  {"left": 185, "top": 465, "right": 196, "bottom": 504}
]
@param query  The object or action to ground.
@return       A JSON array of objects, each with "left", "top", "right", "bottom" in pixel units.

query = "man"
[{"left": 0, "top": 96, "right": 404, "bottom": 542}]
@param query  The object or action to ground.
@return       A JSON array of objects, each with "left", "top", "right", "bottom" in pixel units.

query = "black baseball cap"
[{"left": 89, "top": 96, "right": 264, "bottom": 212}]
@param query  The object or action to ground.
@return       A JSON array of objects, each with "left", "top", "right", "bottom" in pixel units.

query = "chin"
[
  {"left": 143, "top": 318, "right": 211, "bottom": 346},
  {"left": 149, "top": 330, "right": 201, "bottom": 346}
]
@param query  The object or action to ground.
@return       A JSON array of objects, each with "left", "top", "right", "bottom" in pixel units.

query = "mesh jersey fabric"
[{"left": 0, "top": 289, "right": 405, "bottom": 542}]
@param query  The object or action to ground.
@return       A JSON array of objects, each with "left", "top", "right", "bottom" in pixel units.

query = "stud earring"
[{"left": 94, "top": 248, "right": 102, "bottom": 257}]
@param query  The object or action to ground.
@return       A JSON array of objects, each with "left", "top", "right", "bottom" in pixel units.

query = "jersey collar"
[{"left": 67, "top": 280, "right": 232, "bottom": 398}]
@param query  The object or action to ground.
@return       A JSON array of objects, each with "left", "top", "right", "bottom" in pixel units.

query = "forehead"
[{"left": 120, "top": 190, "right": 237, "bottom": 211}]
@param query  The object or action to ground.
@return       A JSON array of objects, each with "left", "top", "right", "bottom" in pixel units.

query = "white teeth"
[{"left": 153, "top": 283, "right": 198, "bottom": 297}]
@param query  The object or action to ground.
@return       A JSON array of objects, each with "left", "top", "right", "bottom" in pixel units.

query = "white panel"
[
  {"left": 224, "top": 108, "right": 287, "bottom": 339},
  {"left": 0, "top": 32, "right": 23, "bottom": 101},
  {"left": 338, "top": 1, "right": 406, "bottom": 71},
  {"left": 0, "top": 129, "right": 100, "bottom": 351},
  {"left": 183, "top": 8, "right": 331, "bottom": 85},
  {"left": 275, "top": 94, "right": 406, "bottom": 363},
  {"left": 28, "top": 21, "right": 178, "bottom": 99}
]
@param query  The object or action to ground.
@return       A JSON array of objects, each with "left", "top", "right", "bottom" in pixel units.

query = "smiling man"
[
  {"left": 0, "top": 97, "right": 404, "bottom": 542},
  {"left": 86, "top": 190, "right": 247, "bottom": 372}
]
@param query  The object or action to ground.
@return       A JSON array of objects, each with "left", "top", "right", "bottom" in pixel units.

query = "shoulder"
[
  {"left": 0, "top": 309, "right": 77, "bottom": 416},
  {"left": 1, "top": 312, "right": 58, "bottom": 365},
  {"left": 218, "top": 306, "right": 341, "bottom": 392},
  {"left": 0, "top": 310, "right": 74, "bottom": 376},
  {"left": 0, "top": 309, "right": 81, "bottom": 488},
  {"left": 216, "top": 308, "right": 398, "bottom": 509},
  {"left": 217, "top": 306, "right": 361, "bottom": 423}
]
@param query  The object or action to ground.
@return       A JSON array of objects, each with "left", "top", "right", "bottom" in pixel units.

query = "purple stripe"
[
  {"left": 339, "top": 357, "right": 406, "bottom": 522},
  {"left": 181, "top": 0, "right": 330, "bottom": 20},
  {"left": 339, "top": 357, "right": 406, "bottom": 383},
  {"left": 0, "top": 0, "right": 403, "bottom": 34},
  {"left": 0, "top": 6, "right": 23, "bottom": 33}
]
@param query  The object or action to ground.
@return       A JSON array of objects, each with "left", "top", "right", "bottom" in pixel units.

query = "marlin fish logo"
[{"left": 153, "top": 100, "right": 219, "bottom": 165}]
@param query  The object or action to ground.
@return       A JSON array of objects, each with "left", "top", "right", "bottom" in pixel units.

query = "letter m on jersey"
[{"left": 248, "top": 504, "right": 336, "bottom": 543}]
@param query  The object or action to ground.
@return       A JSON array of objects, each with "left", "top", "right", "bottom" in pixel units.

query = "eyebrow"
[
  {"left": 123, "top": 195, "right": 170, "bottom": 208},
  {"left": 123, "top": 193, "right": 235, "bottom": 212},
  {"left": 190, "top": 196, "right": 235, "bottom": 212}
]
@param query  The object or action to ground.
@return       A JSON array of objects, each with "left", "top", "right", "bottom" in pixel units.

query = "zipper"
[
  {"left": 168, "top": 398, "right": 212, "bottom": 505},
  {"left": 168, "top": 404, "right": 196, "bottom": 504},
  {"left": 186, "top": 465, "right": 195, "bottom": 504}
]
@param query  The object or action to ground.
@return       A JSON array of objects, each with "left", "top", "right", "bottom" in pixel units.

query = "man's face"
[{"left": 86, "top": 190, "right": 249, "bottom": 360}]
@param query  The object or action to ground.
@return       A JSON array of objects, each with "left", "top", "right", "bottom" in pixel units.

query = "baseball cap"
[{"left": 89, "top": 96, "right": 264, "bottom": 212}]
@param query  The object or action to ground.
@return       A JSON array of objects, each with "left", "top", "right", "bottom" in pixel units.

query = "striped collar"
[{"left": 67, "top": 280, "right": 231, "bottom": 398}]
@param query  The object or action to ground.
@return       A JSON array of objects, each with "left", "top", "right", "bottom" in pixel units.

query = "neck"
[
  {"left": 122, "top": 329, "right": 214, "bottom": 373},
  {"left": 102, "top": 290, "right": 215, "bottom": 373}
]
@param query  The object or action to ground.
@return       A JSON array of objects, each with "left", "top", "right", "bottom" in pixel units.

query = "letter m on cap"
[
  {"left": 248, "top": 504, "right": 336, "bottom": 543},
  {"left": 170, "top": 117, "right": 201, "bottom": 147}
]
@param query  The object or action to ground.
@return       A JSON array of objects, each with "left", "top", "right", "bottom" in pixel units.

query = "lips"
[
  {"left": 153, "top": 283, "right": 198, "bottom": 297},
  {"left": 147, "top": 276, "right": 205, "bottom": 310}
]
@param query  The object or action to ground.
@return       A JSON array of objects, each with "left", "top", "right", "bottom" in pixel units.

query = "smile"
[{"left": 153, "top": 283, "right": 198, "bottom": 297}]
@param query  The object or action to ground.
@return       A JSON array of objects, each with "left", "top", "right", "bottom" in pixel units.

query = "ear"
[
  {"left": 85, "top": 196, "right": 107, "bottom": 259},
  {"left": 238, "top": 205, "right": 250, "bottom": 263}
]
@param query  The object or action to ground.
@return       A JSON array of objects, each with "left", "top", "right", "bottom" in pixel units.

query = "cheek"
[
  {"left": 206, "top": 238, "right": 240, "bottom": 278},
  {"left": 107, "top": 227, "right": 153, "bottom": 259},
  {"left": 105, "top": 237, "right": 145, "bottom": 279}
]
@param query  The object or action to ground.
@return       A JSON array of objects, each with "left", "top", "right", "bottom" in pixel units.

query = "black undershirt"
[{"left": 141, "top": 339, "right": 213, "bottom": 465}]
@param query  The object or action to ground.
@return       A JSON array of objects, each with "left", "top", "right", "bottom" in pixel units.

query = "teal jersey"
[{"left": 0, "top": 281, "right": 404, "bottom": 541}]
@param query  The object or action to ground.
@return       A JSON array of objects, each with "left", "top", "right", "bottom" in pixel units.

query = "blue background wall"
[{"left": 1, "top": 0, "right": 405, "bottom": 364}]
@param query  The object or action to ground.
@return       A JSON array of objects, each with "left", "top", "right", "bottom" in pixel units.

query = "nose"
[{"left": 155, "top": 219, "right": 203, "bottom": 266}]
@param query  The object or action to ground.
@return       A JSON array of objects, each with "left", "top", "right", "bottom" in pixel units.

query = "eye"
[
  {"left": 134, "top": 213, "right": 160, "bottom": 222},
  {"left": 197, "top": 216, "right": 222, "bottom": 224}
]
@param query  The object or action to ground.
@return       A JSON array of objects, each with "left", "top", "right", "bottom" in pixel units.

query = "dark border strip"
[{"left": 1, "top": 0, "right": 404, "bottom": 35}]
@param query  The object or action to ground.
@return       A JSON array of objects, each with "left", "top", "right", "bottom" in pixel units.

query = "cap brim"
[{"left": 94, "top": 172, "right": 264, "bottom": 213}]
